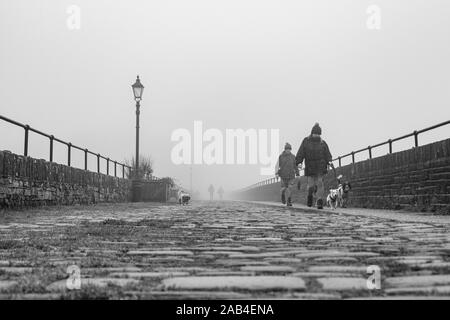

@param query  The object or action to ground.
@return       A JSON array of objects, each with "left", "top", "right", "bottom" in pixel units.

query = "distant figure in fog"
[
  {"left": 218, "top": 187, "right": 224, "bottom": 200},
  {"left": 275, "top": 143, "right": 299, "bottom": 207},
  {"left": 295, "top": 123, "right": 332, "bottom": 209},
  {"left": 208, "top": 184, "right": 215, "bottom": 201}
]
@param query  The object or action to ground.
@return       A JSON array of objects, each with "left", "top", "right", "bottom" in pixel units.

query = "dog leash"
[{"left": 329, "top": 162, "right": 339, "bottom": 188}]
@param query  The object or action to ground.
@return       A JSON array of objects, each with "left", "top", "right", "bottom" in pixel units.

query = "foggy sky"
[{"left": 1, "top": 0, "right": 449, "bottom": 199}]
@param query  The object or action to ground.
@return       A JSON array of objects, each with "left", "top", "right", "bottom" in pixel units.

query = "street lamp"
[
  {"left": 132, "top": 75, "right": 144, "bottom": 101},
  {"left": 131, "top": 75, "right": 144, "bottom": 179}
]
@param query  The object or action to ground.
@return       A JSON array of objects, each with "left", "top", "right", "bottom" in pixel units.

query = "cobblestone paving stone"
[{"left": 0, "top": 201, "right": 449, "bottom": 299}]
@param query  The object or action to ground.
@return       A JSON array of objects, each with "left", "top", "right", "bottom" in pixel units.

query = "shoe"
[
  {"left": 307, "top": 194, "right": 313, "bottom": 207},
  {"left": 317, "top": 199, "right": 324, "bottom": 209},
  {"left": 281, "top": 191, "right": 286, "bottom": 204},
  {"left": 287, "top": 198, "right": 292, "bottom": 207}
]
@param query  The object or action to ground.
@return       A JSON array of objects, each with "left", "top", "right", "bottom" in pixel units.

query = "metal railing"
[
  {"left": 331, "top": 120, "right": 450, "bottom": 167},
  {"left": 143, "top": 172, "right": 161, "bottom": 181},
  {"left": 239, "top": 120, "right": 450, "bottom": 192},
  {"left": 1, "top": 114, "right": 132, "bottom": 178}
]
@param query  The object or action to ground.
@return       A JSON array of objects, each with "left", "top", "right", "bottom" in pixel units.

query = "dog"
[
  {"left": 337, "top": 175, "right": 352, "bottom": 208},
  {"left": 339, "top": 181, "right": 351, "bottom": 208},
  {"left": 327, "top": 188, "right": 342, "bottom": 209},
  {"left": 327, "top": 175, "right": 352, "bottom": 209},
  {"left": 178, "top": 190, "right": 191, "bottom": 205}
]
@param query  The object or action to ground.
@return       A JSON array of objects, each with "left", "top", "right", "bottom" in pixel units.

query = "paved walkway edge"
[{"left": 235, "top": 200, "right": 450, "bottom": 225}]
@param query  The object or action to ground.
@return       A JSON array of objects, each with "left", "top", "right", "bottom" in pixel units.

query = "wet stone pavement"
[{"left": 0, "top": 201, "right": 449, "bottom": 299}]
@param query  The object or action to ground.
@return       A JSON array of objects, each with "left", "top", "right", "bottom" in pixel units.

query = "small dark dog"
[{"left": 340, "top": 180, "right": 352, "bottom": 208}]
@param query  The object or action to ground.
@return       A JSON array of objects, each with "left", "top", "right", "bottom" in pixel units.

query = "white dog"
[
  {"left": 178, "top": 190, "right": 191, "bottom": 205},
  {"left": 327, "top": 187, "right": 343, "bottom": 209}
]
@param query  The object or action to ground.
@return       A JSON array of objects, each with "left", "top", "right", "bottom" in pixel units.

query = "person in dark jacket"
[
  {"left": 295, "top": 123, "right": 332, "bottom": 209},
  {"left": 275, "top": 143, "right": 300, "bottom": 206}
]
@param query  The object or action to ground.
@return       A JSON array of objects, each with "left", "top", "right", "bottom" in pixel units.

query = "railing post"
[
  {"left": 388, "top": 139, "right": 393, "bottom": 154},
  {"left": 414, "top": 130, "right": 419, "bottom": 147},
  {"left": 97, "top": 154, "right": 100, "bottom": 173},
  {"left": 67, "top": 143, "right": 71, "bottom": 166},
  {"left": 122, "top": 164, "right": 125, "bottom": 178},
  {"left": 351, "top": 152, "right": 355, "bottom": 164},
  {"left": 24, "top": 125, "right": 29, "bottom": 156},
  {"left": 114, "top": 161, "right": 117, "bottom": 177},
  {"left": 368, "top": 146, "right": 372, "bottom": 159},
  {"left": 49, "top": 135, "right": 54, "bottom": 162},
  {"left": 84, "top": 149, "right": 88, "bottom": 170},
  {"left": 106, "top": 158, "right": 110, "bottom": 176},
  {"left": 338, "top": 156, "right": 342, "bottom": 167}
]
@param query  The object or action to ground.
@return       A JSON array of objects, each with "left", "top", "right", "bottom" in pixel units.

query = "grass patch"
[{"left": 59, "top": 285, "right": 126, "bottom": 300}]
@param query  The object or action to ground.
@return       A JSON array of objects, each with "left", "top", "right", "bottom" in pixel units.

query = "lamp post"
[
  {"left": 131, "top": 75, "right": 144, "bottom": 178},
  {"left": 131, "top": 75, "right": 144, "bottom": 201}
]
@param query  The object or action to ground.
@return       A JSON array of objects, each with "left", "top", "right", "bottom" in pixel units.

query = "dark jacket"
[
  {"left": 295, "top": 135, "right": 332, "bottom": 176},
  {"left": 277, "top": 150, "right": 298, "bottom": 180}
]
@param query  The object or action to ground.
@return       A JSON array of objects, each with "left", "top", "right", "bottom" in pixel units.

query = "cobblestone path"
[{"left": 0, "top": 201, "right": 449, "bottom": 299}]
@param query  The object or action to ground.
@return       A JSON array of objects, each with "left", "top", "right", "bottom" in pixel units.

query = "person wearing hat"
[
  {"left": 295, "top": 123, "right": 332, "bottom": 209},
  {"left": 275, "top": 142, "right": 299, "bottom": 207}
]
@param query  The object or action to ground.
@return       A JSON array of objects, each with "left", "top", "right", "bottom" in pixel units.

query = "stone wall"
[
  {"left": 141, "top": 180, "right": 169, "bottom": 202},
  {"left": 0, "top": 150, "right": 131, "bottom": 209},
  {"left": 231, "top": 138, "right": 450, "bottom": 214},
  {"left": 131, "top": 179, "right": 169, "bottom": 202}
]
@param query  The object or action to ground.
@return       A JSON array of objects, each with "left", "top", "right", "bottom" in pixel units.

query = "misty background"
[{"left": 1, "top": 0, "right": 449, "bottom": 199}]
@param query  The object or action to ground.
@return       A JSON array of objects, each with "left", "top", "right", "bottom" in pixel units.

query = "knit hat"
[
  {"left": 311, "top": 123, "right": 322, "bottom": 135},
  {"left": 284, "top": 142, "right": 292, "bottom": 150}
]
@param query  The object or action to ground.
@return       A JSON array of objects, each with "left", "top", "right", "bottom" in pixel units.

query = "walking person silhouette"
[
  {"left": 218, "top": 187, "right": 224, "bottom": 200},
  {"left": 295, "top": 123, "right": 332, "bottom": 209},
  {"left": 275, "top": 143, "right": 299, "bottom": 207},
  {"left": 208, "top": 184, "right": 215, "bottom": 201}
]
